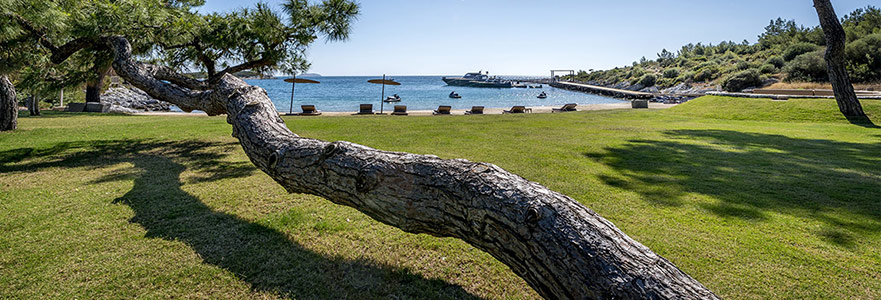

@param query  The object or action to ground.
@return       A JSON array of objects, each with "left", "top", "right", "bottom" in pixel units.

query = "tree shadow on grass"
[
  {"left": 16, "top": 110, "right": 133, "bottom": 119},
  {"left": 1, "top": 140, "right": 481, "bottom": 299},
  {"left": 846, "top": 115, "right": 880, "bottom": 128},
  {"left": 586, "top": 130, "right": 881, "bottom": 248}
]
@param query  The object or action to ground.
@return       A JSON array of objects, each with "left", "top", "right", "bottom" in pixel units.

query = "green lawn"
[{"left": 1, "top": 96, "right": 880, "bottom": 299}]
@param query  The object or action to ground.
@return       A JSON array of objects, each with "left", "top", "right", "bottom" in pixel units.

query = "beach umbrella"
[
  {"left": 367, "top": 74, "right": 401, "bottom": 114},
  {"left": 283, "top": 75, "right": 321, "bottom": 115}
]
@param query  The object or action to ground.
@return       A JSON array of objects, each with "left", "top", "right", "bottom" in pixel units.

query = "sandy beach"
[{"left": 136, "top": 102, "right": 676, "bottom": 116}]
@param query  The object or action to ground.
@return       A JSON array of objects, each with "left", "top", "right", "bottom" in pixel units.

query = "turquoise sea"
[{"left": 241, "top": 76, "right": 623, "bottom": 113}]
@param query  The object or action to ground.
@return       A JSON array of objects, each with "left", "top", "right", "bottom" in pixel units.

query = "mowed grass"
[{"left": 1, "top": 96, "right": 880, "bottom": 299}]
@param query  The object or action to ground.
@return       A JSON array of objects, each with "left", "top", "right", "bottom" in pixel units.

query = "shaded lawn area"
[{"left": 1, "top": 96, "right": 880, "bottom": 299}]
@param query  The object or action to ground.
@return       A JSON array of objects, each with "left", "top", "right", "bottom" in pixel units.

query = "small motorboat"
[
  {"left": 537, "top": 91, "right": 548, "bottom": 99},
  {"left": 449, "top": 91, "right": 462, "bottom": 99},
  {"left": 384, "top": 94, "right": 402, "bottom": 103}
]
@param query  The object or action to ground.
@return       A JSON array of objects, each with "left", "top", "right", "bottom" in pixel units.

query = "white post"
[{"left": 59, "top": 89, "right": 64, "bottom": 108}]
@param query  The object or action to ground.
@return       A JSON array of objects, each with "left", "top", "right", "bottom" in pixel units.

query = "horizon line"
[{"left": 277, "top": 73, "right": 559, "bottom": 77}]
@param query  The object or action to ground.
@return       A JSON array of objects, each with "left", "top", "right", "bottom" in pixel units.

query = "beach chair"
[
  {"left": 552, "top": 103, "right": 577, "bottom": 113},
  {"left": 464, "top": 106, "right": 484, "bottom": 115},
  {"left": 433, "top": 105, "right": 452, "bottom": 115},
  {"left": 110, "top": 76, "right": 122, "bottom": 88},
  {"left": 355, "top": 104, "right": 374, "bottom": 115},
  {"left": 391, "top": 105, "right": 408, "bottom": 116},
  {"left": 298, "top": 105, "right": 322, "bottom": 116},
  {"left": 503, "top": 106, "right": 526, "bottom": 114}
]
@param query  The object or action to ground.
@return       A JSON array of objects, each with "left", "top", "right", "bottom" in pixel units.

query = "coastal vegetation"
[
  {"left": 3, "top": 96, "right": 880, "bottom": 299},
  {"left": 2, "top": 0, "right": 877, "bottom": 297},
  {"left": 565, "top": 6, "right": 881, "bottom": 92}
]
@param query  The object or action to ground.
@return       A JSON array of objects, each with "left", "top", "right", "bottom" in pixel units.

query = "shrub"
[
  {"left": 783, "top": 50, "right": 828, "bottom": 82},
  {"left": 607, "top": 75, "right": 622, "bottom": 84},
  {"left": 736, "top": 61, "right": 752, "bottom": 71},
  {"left": 628, "top": 68, "right": 646, "bottom": 80},
  {"left": 657, "top": 77, "right": 678, "bottom": 88},
  {"left": 678, "top": 59, "right": 697, "bottom": 69},
  {"left": 783, "top": 42, "right": 820, "bottom": 61},
  {"left": 766, "top": 56, "right": 786, "bottom": 68},
  {"left": 677, "top": 71, "right": 696, "bottom": 83},
  {"left": 694, "top": 67, "right": 718, "bottom": 82},
  {"left": 663, "top": 68, "right": 680, "bottom": 78},
  {"left": 845, "top": 33, "right": 881, "bottom": 82},
  {"left": 695, "top": 61, "right": 717, "bottom": 70},
  {"left": 759, "top": 64, "right": 778, "bottom": 74},
  {"left": 638, "top": 74, "right": 657, "bottom": 87},
  {"left": 723, "top": 69, "right": 763, "bottom": 92}
]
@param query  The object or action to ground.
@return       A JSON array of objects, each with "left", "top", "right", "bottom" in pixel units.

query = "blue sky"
[{"left": 201, "top": 0, "right": 876, "bottom": 76}]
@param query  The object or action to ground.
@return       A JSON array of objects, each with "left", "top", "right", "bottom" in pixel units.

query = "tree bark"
[
  {"left": 85, "top": 82, "right": 101, "bottom": 103},
  {"left": 0, "top": 75, "right": 17, "bottom": 131},
  {"left": 106, "top": 36, "right": 718, "bottom": 299},
  {"left": 813, "top": 0, "right": 867, "bottom": 120},
  {"left": 27, "top": 95, "right": 41, "bottom": 116},
  {"left": 26, "top": 96, "right": 33, "bottom": 116},
  {"left": 85, "top": 62, "right": 113, "bottom": 103}
]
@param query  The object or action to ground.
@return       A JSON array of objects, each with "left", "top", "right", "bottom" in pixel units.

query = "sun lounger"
[
  {"left": 464, "top": 106, "right": 484, "bottom": 115},
  {"left": 355, "top": 104, "right": 374, "bottom": 115},
  {"left": 110, "top": 76, "right": 122, "bottom": 88},
  {"left": 298, "top": 105, "right": 322, "bottom": 116},
  {"left": 503, "top": 106, "right": 526, "bottom": 114},
  {"left": 433, "top": 105, "right": 452, "bottom": 115},
  {"left": 391, "top": 105, "right": 408, "bottom": 116},
  {"left": 552, "top": 103, "right": 577, "bottom": 113}
]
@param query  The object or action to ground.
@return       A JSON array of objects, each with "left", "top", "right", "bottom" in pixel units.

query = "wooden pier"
[
  {"left": 550, "top": 81, "right": 655, "bottom": 99},
  {"left": 505, "top": 70, "right": 656, "bottom": 99}
]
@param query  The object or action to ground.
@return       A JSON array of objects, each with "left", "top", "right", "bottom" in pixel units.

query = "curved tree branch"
[
  {"left": 106, "top": 36, "right": 718, "bottom": 299},
  {"left": 212, "top": 55, "right": 273, "bottom": 82},
  {"left": 4, "top": 13, "right": 100, "bottom": 64},
  {"left": 4, "top": 12, "right": 59, "bottom": 53},
  {"left": 143, "top": 64, "right": 210, "bottom": 90},
  {"left": 50, "top": 37, "right": 99, "bottom": 64},
  {"left": 109, "top": 38, "right": 221, "bottom": 115}
]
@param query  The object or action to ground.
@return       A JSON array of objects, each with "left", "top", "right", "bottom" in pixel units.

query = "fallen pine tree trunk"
[{"left": 107, "top": 36, "right": 718, "bottom": 299}]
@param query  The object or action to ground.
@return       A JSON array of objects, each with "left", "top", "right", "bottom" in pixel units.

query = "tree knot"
[
  {"left": 470, "top": 163, "right": 490, "bottom": 173},
  {"left": 322, "top": 142, "right": 341, "bottom": 159},
  {"left": 526, "top": 206, "right": 542, "bottom": 224},
  {"left": 267, "top": 151, "right": 279, "bottom": 169},
  {"left": 356, "top": 167, "right": 379, "bottom": 193}
]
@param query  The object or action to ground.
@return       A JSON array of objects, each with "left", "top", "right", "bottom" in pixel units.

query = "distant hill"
[
  {"left": 299, "top": 73, "right": 321, "bottom": 77},
  {"left": 567, "top": 6, "right": 881, "bottom": 93}
]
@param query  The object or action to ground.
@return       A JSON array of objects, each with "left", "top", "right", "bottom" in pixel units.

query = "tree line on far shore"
[{"left": 567, "top": 6, "right": 881, "bottom": 92}]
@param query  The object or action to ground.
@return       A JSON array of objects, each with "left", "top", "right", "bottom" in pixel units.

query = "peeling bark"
[
  {"left": 106, "top": 36, "right": 718, "bottom": 299},
  {"left": 813, "top": 0, "right": 867, "bottom": 119},
  {"left": 0, "top": 75, "right": 17, "bottom": 131}
]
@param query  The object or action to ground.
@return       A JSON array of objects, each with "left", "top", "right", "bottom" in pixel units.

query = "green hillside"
[{"left": 567, "top": 6, "right": 881, "bottom": 92}]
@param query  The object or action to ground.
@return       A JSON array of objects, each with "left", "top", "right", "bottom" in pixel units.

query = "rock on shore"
[
  {"left": 583, "top": 80, "right": 720, "bottom": 96},
  {"left": 659, "top": 83, "right": 720, "bottom": 95},
  {"left": 101, "top": 87, "right": 170, "bottom": 113}
]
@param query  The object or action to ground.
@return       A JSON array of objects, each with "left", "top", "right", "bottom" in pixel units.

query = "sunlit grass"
[{"left": 2, "top": 96, "right": 880, "bottom": 299}]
